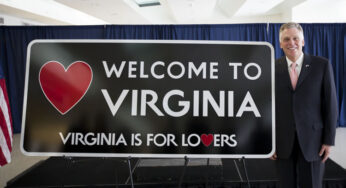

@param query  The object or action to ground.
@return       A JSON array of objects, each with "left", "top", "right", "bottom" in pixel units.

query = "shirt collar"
[{"left": 286, "top": 53, "right": 304, "bottom": 67}]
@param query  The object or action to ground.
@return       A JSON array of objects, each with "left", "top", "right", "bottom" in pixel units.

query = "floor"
[{"left": 1, "top": 128, "right": 345, "bottom": 187}]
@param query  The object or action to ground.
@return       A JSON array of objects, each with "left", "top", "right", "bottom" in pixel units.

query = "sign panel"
[{"left": 21, "top": 40, "right": 275, "bottom": 158}]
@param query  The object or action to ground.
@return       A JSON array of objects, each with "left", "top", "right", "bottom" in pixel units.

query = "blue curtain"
[
  {"left": 0, "top": 23, "right": 344, "bottom": 133},
  {"left": 104, "top": 24, "right": 269, "bottom": 41}
]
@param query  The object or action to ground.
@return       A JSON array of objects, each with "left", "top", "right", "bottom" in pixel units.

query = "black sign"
[{"left": 21, "top": 40, "right": 275, "bottom": 158}]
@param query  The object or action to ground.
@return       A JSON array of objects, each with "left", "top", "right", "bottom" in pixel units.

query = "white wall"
[
  {"left": 293, "top": 0, "right": 346, "bottom": 23},
  {"left": 0, "top": 13, "right": 43, "bottom": 25},
  {"left": 0, "top": 0, "right": 345, "bottom": 25}
]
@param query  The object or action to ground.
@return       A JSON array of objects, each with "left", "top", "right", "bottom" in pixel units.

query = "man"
[{"left": 271, "top": 22, "right": 338, "bottom": 188}]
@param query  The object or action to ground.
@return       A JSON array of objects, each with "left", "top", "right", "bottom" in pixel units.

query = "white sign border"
[{"left": 21, "top": 39, "right": 275, "bottom": 159}]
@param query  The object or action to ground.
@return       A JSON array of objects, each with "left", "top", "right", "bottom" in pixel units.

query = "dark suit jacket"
[{"left": 275, "top": 53, "right": 338, "bottom": 162}]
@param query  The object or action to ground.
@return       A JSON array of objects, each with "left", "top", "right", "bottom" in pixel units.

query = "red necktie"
[{"left": 290, "top": 62, "right": 298, "bottom": 90}]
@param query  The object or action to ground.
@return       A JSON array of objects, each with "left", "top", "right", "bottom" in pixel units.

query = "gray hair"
[{"left": 279, "top": 22, "right": 304, "bottom": 42}]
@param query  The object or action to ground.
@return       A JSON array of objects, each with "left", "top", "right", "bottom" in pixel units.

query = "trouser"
[{"left": 276, "top": 134, "right": 325, "bottom": 188}]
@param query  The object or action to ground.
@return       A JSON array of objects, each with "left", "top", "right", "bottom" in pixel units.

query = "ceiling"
[{"left": 0, "top": 0, "right": 345, "bottom": 25}]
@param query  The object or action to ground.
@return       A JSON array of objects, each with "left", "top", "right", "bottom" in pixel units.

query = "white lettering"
[
  {"left": 236, "top": 91, "right": 261, "bottom": 117},
  {"left": 203, "top": 90, "right": 225, "bottom": 117},
  {"left": 128, "top": 61, "right": 137, "bottom": 78},
  {"left": 228, "top": 62, "right": 242, "bottom": 79},
  {"left": 102, "top": 60, "right": 126, "bottom": 78},
  {"left": 167, "top": 61, "right": 185, "bottom": 79},
  {"left": 102, "top": 89, "right": 129, "bottom": 116},
  {"left": 244, "top": 62, "right": 261, "bottom": 80},
  {"left": 162, "top": 90, "right": 190, "bottom": 117},
  {"left": 188, "top": 62, "right": 206, "bottom": 79},
  {"left": 140, "top": 90, "right": 164, "bottom": 116},
  {"left": 210, "top": 62, "right": 219, "bottom": 79},
  {"left": 59, "top": 132, "right": 71, "bottom": 145}
]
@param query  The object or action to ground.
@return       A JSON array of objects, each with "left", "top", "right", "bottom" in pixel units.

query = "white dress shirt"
[{"left": 286, "top": 53, "right": 304, "bottom": 77}]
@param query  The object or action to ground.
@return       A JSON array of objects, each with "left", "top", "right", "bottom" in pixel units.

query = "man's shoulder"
[
  {"left": 305, "top": 55, "right": 330, "bottom": 72},
  {"left": 275, "top": 56, "right": 286, "bottom": 64},
  {"left": 305, "top": 54, "right": 329, "bottom": 65}
]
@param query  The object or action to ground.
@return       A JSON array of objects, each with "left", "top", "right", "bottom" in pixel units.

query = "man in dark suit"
[{"left": 270, "top": 22, "right": 338, "bottom": 188}]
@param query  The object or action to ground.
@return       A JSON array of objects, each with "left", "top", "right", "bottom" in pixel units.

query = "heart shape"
[
  {"left": 201, "top": 134, "right": 213, "bottom": 147},
  {"left": 39, "top": 61, "right": 93, "bottom": 115}
]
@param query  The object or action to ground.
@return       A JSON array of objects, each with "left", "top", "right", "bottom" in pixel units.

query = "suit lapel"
[
  {"left": 296, "top": 54, "right": 311, "bottom": 90},
  {"left": 276, "top": 57, "right": 293, "bottom": 90}
]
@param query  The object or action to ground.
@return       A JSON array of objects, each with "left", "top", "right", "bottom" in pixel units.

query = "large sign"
[{"left": 21, "top": 40, "right": 275, "bottom": 158}]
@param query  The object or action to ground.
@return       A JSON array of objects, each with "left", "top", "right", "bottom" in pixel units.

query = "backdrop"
[{"left": 0, "top": 23, "right": 344, "bottom": 133}]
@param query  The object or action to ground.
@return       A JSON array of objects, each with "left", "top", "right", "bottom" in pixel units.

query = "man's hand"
[
  {"left": 319, "top": 144, "right": 332, "bottom": 163},
  {"left": 270, "top": 152, "right": 277, "bottom": 160}
]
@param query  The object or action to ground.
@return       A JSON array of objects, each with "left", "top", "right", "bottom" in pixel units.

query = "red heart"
[
  {"left": 39, "top": 61, "right": 93, "bottom": 115},
  {"left": 201, "top": 134, "right": 213, "bottom": 147}
]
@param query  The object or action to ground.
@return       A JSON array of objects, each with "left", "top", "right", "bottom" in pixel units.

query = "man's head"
[{"left": 279, "top": 22, "right": 305, "bottom": 62}]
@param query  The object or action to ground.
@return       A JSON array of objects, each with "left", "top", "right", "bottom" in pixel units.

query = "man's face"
[{"left": 280, "top": 28, "right": 305, "bottom": 62}]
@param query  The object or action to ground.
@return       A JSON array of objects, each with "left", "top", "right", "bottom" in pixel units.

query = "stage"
[{"left": 7, "top": 157, "right": 346, "bottom": 187}]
